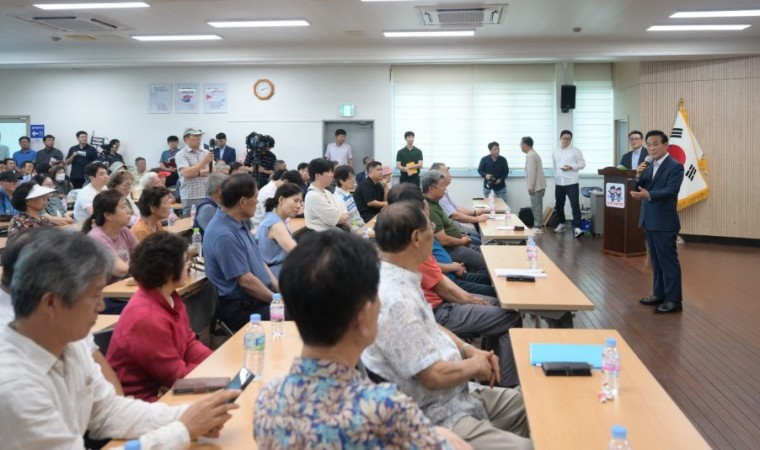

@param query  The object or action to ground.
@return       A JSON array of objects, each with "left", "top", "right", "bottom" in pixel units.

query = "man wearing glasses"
[{"left": 619, "top": 130, "right": 647, "bottom": 170}]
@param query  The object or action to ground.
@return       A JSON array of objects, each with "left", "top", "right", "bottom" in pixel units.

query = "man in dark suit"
[
  {"left": 619, "top": 130, "right": 647, "bottom": 169},
  {"left": 631, "top": 130, "right": 684, "bottom": 314},
  {"left": 213, "top": 132, "right": 237, "bottom": 165}
]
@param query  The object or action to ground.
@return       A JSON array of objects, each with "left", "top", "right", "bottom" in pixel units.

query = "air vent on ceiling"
[
  {"left": 17, "top": 15, "right": 127, "bottom": 32},
  {"left": 418, "top": 4, "right": 505, "bottom": 27}
]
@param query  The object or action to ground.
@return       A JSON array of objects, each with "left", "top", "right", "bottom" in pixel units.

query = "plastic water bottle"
[
  {"left": 608, "top": 425, "right": 632, "bottom": 450},
  {"left": 190, "top": 203, "right": 197, "bottom": 220},
  {"left": 115, "top": 439, "right": 140, "bottom": 450},
  {"left": 601, "top": 337, "right": 621, "bottom": 399},
  {"left": 506, "top": 206, "right": 512, "bottom": 225},
  {"left": 488, "top": 191, "right": 496, "bottom": 219},
  {"left": 243, "top": 314, "right": 265, "bottom": 379},
  {"left": 526, "top": 236, "right": 538, "bottom": 270},
  {"left": 270, "top": 293, "right": 285, "bottom": 338},
  {"left": 191, "top": 227, "right": 202, "bottom": 258},
  {"left": 167, "top": 209, "right": 177, "bottom": 227}
]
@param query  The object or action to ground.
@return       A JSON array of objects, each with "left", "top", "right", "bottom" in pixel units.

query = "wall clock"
[{"left": 253, "top": 79, "right": 274, "bottom": 100}]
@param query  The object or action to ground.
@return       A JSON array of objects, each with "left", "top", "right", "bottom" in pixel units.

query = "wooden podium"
[{"left": 598, "top": 167, "right": 646, "bottom": 257}]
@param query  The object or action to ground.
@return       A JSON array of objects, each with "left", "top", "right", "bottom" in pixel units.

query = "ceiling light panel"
[
  {"left": 207, "top": 20, "right": 310, "bottom": 28},
  {"left": 132, "top": 34, "right": 222, "bottom": 41},
  {"left": 384, "top": 30, "right": 475, "bottom": 37},
  {"left": 647, "top": 25, "right": 751, "bottom": 31},
  {"left": 670, "top": 10, "right": 760, "bottom": 18},
  {"left": 34, "top": 2, "right": 149, "bottom": 10}
]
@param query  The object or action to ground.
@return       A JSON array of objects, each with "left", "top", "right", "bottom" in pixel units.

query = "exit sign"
[{"left": 339, "top": 104, "right": 355, "bottom": 117}]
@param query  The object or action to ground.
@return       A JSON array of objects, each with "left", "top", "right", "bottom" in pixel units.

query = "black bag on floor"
[
  {"left": 518, "top": 207, "right": 535, "bottom": 228},
  {"left": 546, "top": 209, "right": 560, "bottom": 228}
]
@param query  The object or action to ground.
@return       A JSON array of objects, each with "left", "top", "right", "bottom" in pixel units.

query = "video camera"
[{"left": 245, "top": 132, "right": 275, "bottom": 154}]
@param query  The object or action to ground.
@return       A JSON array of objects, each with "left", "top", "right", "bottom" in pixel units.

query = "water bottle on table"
[
  {"left": 270, "top": 293, "right": 285, "bottom": 338},
  {"left": 608, "top": 425, "right": 632, "bottom": 449},
  {"left": 191, "top": 227, "right": 202, "bottom": 258},
  {"left": 167, "top": 209, "right": 177, "bottom": 227},
  {"left": 190, "top": 203, "right": 197, "bottom": 220},
  {"left": 601, "top": 337, "right": 621, "bottom": 399},
  {"left": 505, "top": 206, "right": 512, "bottom": 225},
  {"left": 243, "top": 314, "right": 265, "bottom": 379},
  {"left": 526, "top": 236, "right": 538, "bottom": 270}
]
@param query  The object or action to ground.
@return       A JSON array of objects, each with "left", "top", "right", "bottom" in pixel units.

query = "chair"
[
  {"left": 92, "top": 329, "right": 114, "bottom": 355},
  {"left": 184, "top": 280, "right": 219, "bottom": 347},
  {"left": 580, "top": 187, "right": 603, "bottom": 212}
]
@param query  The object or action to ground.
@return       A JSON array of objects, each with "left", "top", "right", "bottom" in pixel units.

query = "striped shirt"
[
  {"left": 334, "top": 187, "right": 364, "bottom": 226},
  {"left": 175, "top": 146, "right": 210, "bottom": 201}
]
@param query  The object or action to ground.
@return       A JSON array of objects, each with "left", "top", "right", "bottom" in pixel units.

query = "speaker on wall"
[{"left": 560, "top": 84, "right": 576, "bottom": 113}]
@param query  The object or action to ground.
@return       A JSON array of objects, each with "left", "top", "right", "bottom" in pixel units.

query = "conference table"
[
  {"left": 165, "top": 217, "right": 194, "bottom": 235},
  {"left": 472, "top": 196, "right": 508, "bottom": 214},
  {"left": 106, "top": 321, "right": 303, "bottom": 449},
  {"left": 102, "top": 268, "right": 207, "bottom": 299},
  {"left": 92, "top": 314, "right": 119, "bottom": 333},
  {"left": 481, "top": 246, "right": 594, "bottom": 327},
  {"left": 480, "top": 213, "right": 534, "bottom": 242},
  {"left": 288, "top": 216, "right": 377, "bottom": 238},
  {"left": 511, "top": 328, "right": 710, "bottom": 449}
]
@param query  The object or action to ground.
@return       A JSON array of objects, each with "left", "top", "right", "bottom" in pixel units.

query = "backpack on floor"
[
  {"left": 518, "top": 207, "right": 535, "bottom": 228},
  {"left": 546, "top": 209, "right": 561, "bottom": 228}
]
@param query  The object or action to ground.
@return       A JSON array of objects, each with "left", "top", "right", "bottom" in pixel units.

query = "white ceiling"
[{"left": 1, "top": 0, "right": 759, "bottom": 68}]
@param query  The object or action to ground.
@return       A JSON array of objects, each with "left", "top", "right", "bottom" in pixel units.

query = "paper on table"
[
  {"left": 496, "top": 226, "right": 515, "bottom": 230},
  {"left": 474, "top": 204, "right": 488, "bottom": 209},
  {"left": 495, "top": 268, "right": 547, "bottom": 278}
]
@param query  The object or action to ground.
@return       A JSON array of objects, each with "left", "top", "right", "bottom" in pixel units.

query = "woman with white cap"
[{"left": 7, "top": 182, "right": 56, "bottom": 239}]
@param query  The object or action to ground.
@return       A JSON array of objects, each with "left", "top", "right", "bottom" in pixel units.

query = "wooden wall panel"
[{"left": 639, "top": 57, "right": 760, "bottom": 239}]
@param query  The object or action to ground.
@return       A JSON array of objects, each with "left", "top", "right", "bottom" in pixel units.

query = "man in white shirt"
[
  {"left": 552, "top": 130, "right": 586, "bottom": 238},
  {"left": 0, "top": 228, "right": 240, "bottom": 449},
  {"left": 324, "top": 129, "right": 353, "bottom": 167},
  {"left": 304, "top": 158, "right": 349, "bottom": 231},
  {"left": 521, "top": 136, "right": 547, "bottom": 233},
  {"left": 73, "top": 161, "right": 109, "bottom": 222}
]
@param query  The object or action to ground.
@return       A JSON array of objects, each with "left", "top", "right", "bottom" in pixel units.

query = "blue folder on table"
[{"left": 529, "top": 343, "right": 604, "bottom": 369}]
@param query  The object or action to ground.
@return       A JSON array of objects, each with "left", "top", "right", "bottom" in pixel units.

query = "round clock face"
[{"left": 254, "top": 79, "right": 274, "bottom": 100}]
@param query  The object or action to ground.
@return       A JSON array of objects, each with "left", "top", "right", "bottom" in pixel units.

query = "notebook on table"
[{"left": 529, "top": 343, "right": 604, "bottom": 368}]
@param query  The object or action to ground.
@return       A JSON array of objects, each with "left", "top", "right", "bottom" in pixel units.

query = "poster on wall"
[
  {"left": 204, "top": 82, "right": 228, "bottom": 114},
  {"left": 148, "top": 83, "right": 172, "bottom": 114},
  {"left": 605, "top": 182, "right": 625, "bottom": 208},
  {"left": 175, "top": 82, "right": 200, "bottom": 114}
]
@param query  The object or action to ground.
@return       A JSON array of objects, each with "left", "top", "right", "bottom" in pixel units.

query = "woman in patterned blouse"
[
  {"left": 8, "top": 182, "right": 55, "bottom": 239},
  {"left": 253, "top": 230, "right": 470, "bottom": 450}
]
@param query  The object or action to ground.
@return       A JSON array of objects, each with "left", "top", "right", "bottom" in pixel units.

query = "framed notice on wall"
[
  {"left": 148, "top": 83, "right": 172, "bottom": 114},
  {"left": 175, "top": 82, "right": 200, "bottom": 114},
  {"left": 204, "top": 82, "right": 228, "bottom": 114}
]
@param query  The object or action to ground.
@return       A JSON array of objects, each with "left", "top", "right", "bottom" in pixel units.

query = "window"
[{"left": 572, "top": 63, "right": 614, "bottom": 174}]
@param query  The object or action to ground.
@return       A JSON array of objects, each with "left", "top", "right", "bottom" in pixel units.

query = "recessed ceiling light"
[
  {"left": 384, "top": 30, "right": 475, "bottom": 37},
  {"left": 207, "top": 20, "right": 309, "bottom": 28},
  {"left": 132, "top": 34, "right": 223, "bottom": 41},
  {"left": 34, "top": 2, "right": 149, "bottom": 10},
  {"left": 362, "top": 0, "right": 418, "bottom": 2},
  {"left": 670, "top": 10, "right": 760, "bottom": 18},
  {"left": 647, "top": 24, "right": 751, "bottom": 31}
]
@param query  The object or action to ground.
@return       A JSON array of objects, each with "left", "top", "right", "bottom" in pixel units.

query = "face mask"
[{"left": 56, "top": 173, "right": 65, "bottom": 182}]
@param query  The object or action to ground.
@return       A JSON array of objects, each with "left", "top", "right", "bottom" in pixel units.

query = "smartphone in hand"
[{"left": 225, "top": 368, "right": 255, "bottom": 403}]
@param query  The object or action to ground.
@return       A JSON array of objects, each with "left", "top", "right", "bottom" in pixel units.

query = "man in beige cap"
[{"left": 176, "top": 128, "right": 214, "bottom": 217}]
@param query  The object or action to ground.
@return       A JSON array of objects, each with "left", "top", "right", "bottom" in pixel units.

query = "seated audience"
[
  {"left": 325, "top": 160, "right": 339, "bottom": 193},
  {"left": 333, "top": 165, "right": 364, "bottom": 227},
  {"left": 0, "top": 228, "right": 239, "bottom": 448},
  {"left": 0, "top": 170, "right": 21, "bottom": 215},
  {"left": 256, "top": 183, "right": 302, "bottom": 278},
  {"left": 203, "top": 174, "right": 279, "bottom": 331},
  {"left": 229, "top": 161, "right": 245, "bottom": 174},
  {"left": 8, "top": 182, "right": 54, "bottom": 239},
  {"left": 108, "top": 170, "right": 139, "bottom": 227},
  {"left": 83, "top": 190, "right": 138, "bottom": 281},
  {"left": 73, "top": 161, "right": 108, "bottom": 223},
  {"left": 304, "top": 158, "right": 349, "bottom": 232},
  {"left": 422, "top": 170, "right": 488, "bottom": 274},
  {"left": 51, "top": 165, "right": 73, "bottom": 197},
  {"left": 252, "top": 169, "right": 286, "bottom": 230},
  {"left": 254, "top": 230, "right": 469, "bottom": 449},
  {"left": 193, "top": 172, "right": 227, "bottom": 235},
  {"left": 20, "top": 161, "right": 34, "bottom": 183},
  {"left": 432, "top": 163, "right": 486, "bottom": 245},
  {"left": 32, "top": 174, "right": 72, "bottom": 223},
  {"left": 353, "top": 161, "right": 389, "bottom": 222},
  {"left": 131, "top": 156, "right": 148, "bottom": 188},
  {"left": 5, "top": 158, "right": 21, "bottom": 177},
  {"left": 107, "top": 232, "right": 213, "bottom": 402},
  {"left": 355, "top": 155, "right": 373, "bottom": 185},
  {"left": 273, "top": 159, "right": 287, "bottom": 173},
  {"left": 132, "top": 186, "right": 173, "bottom": 241}
]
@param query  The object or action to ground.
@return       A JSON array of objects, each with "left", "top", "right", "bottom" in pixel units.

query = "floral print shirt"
[
  {"left": 8, "top": 212, "right": 50, "bottom": 239},
  {"left": 254, "top": 357, "right": 450, "bottom": 449}
]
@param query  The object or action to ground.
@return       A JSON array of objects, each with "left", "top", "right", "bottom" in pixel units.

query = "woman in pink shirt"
[{"left": 106, "top": 232, "right": 212, "bottom": 401}]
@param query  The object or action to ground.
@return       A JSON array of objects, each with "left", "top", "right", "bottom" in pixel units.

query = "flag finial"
[{"left": 679, "top": 98, "right": 685, "bottom": 109}]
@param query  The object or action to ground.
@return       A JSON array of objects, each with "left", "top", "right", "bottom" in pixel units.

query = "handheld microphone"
[
  {"left": 643, "top": 155, "right": 653, "bottom": 167},
  {"left": 208, "top": 138, "right": 217, "bottom": 150}
]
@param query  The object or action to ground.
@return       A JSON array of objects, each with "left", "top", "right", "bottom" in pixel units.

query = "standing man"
[
  {"left": 619, "top": 130, "right": 647, "bottom": 170},
  {"left": 213, "top": 132, "right": 237, "bottom": 165},
  {"left": 477, "top": 142, "right": 509, "bottom": 204},
  {"left": 175, "top": 128, "right": 215, "bottom": 217},
  {"left": 12, "top": 136, "right": 37, "bottom": 167},
  {"left": 159, "top": 135, "right": 181, "bottom": 188},
  {"left": 34, "top": 135, "right": 64, "bottom": 166},
  {"left": 631, "top": 130, "right": 684, "bottom": 314},
  {"left": 396, "top": 131, "right": 423, "bottom": 187},
  {"left": 324, "top": 129, "right": 353, "bottom": 167},
  {"left": 65, "top": 130, "right": 98, "bottom": 189},
  {"left": 552, "top": 130, "right": 586, "bottom": 238},
  {"left": 521, "top": 137, "right": 546, "bottom": 233},
  {"left": 0, "top": 132, "right": 9, "bottom": 161},
  {"left": 245, "top": 137, "right": 277, "bottom": 189},
  {"left": 353, "top": 161, "right": 388, "bottom": 222}
]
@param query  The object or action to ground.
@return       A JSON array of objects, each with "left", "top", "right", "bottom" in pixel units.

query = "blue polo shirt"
[
  {"left": 13, "top": 149, "right": 37, "bottom": 166},
  {"left": 431, "top": 240, "right": 459, "bottom": 280},
  {"left": 203, "top": 208, "right": 272, "bottom": 302},
  {"left": 0, "top": 189, "right": 16, "bottom": 215}
]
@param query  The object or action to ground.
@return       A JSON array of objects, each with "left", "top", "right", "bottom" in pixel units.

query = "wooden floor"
[{"left": 535, "top": 230, "right": 760, "bottom": 449}]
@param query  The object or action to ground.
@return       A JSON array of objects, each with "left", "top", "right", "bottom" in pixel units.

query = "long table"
[
  {"left": 480, "top": 213, "right": 534, "bottom": 242},
  {"left": 166, "top": 217, "right": 194, "bottom": 235},
  {"left": 106, "top": 321, "right": 303, "bottom": 449},
  {"left": 511, "top": 328, "right": 710, "bottom": 449},
  {"left": 472, "top": 197, "right": 508, "bottom": 214},
  {"left": 92, "top": 314, "right": 119, "bottom": 332},
  {"left": 102, "top": 269, "right": 207, "bottom": 299}
]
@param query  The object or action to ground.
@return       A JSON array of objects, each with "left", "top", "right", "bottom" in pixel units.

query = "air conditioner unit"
[
  {"left": 418, "top": 4, "right": 505, "bottom": 27},
  {"left": 17, "top": 15, "right": 127, "bottom": 32}
]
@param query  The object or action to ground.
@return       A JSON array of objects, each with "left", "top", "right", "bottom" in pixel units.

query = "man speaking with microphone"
[{"left": 630, "top": 130, "right": 685, "bottom": 314}]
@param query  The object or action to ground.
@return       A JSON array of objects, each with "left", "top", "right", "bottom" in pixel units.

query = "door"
[{"left": 323, "top": 121, "right": 374, "bottom": 174}]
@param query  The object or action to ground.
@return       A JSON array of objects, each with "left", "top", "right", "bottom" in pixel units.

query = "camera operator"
[{"left": 244, "top": 133, "right": 277, "bottom": 189}]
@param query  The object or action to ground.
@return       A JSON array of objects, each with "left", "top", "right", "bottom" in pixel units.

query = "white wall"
[{"left": 0, "top": 65, "right": 393, "bottom": 169}]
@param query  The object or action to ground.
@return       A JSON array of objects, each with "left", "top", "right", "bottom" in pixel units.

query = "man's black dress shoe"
[
  {"left": 655, "top": 302, "right": 683, "bottom": 314},
  {"left": 639, "top": 295, "right": 664, "bottom": 306}
]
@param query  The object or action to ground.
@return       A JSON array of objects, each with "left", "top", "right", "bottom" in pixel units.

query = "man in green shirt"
[
  {"left": 422, "top": 170, "right": 488, "bottom": 274},
  {"left": 395, "top": 131, "right": 424, "bottom": 187}
]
